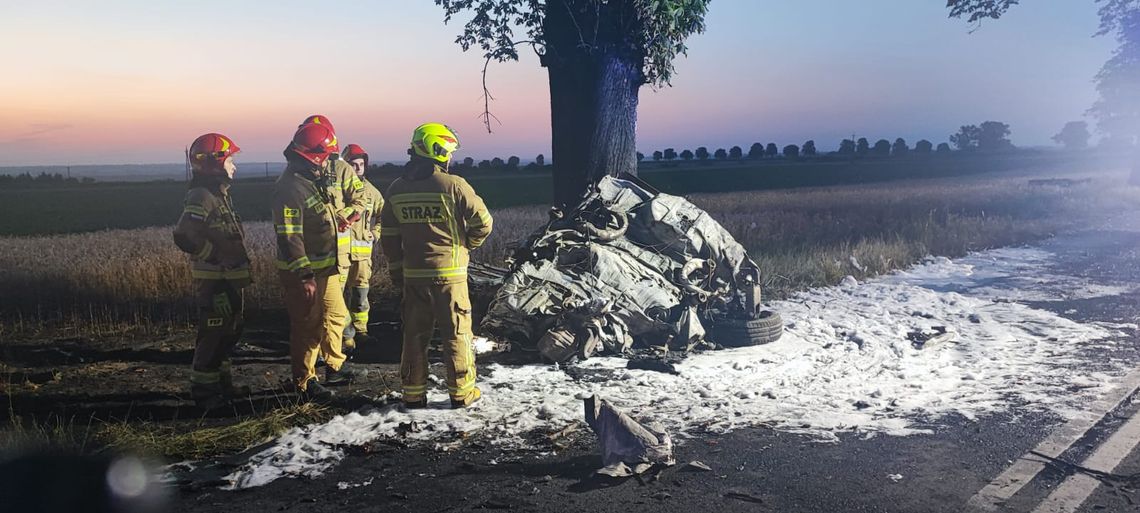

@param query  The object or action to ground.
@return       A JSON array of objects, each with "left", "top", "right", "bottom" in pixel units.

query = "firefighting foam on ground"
[{"left": 8, "top": 2, "right": 1140, "bottom": 512}]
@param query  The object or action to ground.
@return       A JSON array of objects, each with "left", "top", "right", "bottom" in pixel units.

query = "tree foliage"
[
  {"left": 729, "top": 145, "right": 743, "bottom": 159},
  {"left": 915, "top": 139, "right": 934, "bottom": 154},
  {"left": 765, "top": 143, "right": 778, "bottom": 157},
  {"left": 1090, "top": 10, "right": 1140, "bottom": 144},
  {"left": 714, "top": 148, "right": 728, "bottom": 160},
  {"left": 948, "top": 0, "right": 1137, "bottom": 36},
  {"left": 663, "top": 148, "right": 677, "bottom": 160},
  {"left": 892, "top": 137, "right": 909, "bottom": 157},
  {"left": 951, "top": 125, "right": 981, "bottom": 150},
  {"left": 838, "top": 139, "right": 856, "bottom": 154},
  {"left": 1053, "top": 121, "right": 1092, "bottom": 150},
  {"left": 948, "top": 1, "right": 1140, "bottom": 143},
  {"left": 680, "top": 149, "right": 694, "bottom": 160},
  {"left": 435, "top": 0, "right": 711, "bottom": 86},
  {"left": 783, "top": 144, "right": 800, "bottom": 158},
  {"left": 802, "top": 140, "right": 817, "bottom": 156},
  {"left": 856, "top": 137, "right": 870, "bottom": 156},
  {"left": 946, "top": 0, "right": 1020, "bottom": 26},
  {"left": 872, "top": 139, "right": 891, "bottom": 156},
  {"left": 978, "top": 121, "right": 1013, "bottom": 150},
  {"left": 697, "top": 146, "right": 711, "bottom": 160},
  {"left": 748, "top": 143, "right": 763, "bottom": 159}
]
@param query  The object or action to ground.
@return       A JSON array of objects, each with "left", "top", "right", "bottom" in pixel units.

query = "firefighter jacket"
[
  {"left": 330, "top": 157, "right": 369, "bottom": 268},
  {"left": 272, "top": 163, "right": 344, "bottom": 279},
  {"left": 173, "top": 177, "right": 251, "bottom": 287},
  {"left": 379, "top": 162, "right": 492, "bottom": 282},
  {"left": 348, "top": 178, "right": 384, "bottom": 261}
]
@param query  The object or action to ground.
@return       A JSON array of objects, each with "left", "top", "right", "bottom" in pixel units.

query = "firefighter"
[
  {"left": 173, "top": 133, "right": 250, "bottom": 409},
  {"left": 340, "top": 143, "right": 384, "bottom": 350},
  {"left": 273, "top": 123, "right": 365, "bottom": 402},
  {"left": 379, "top": 123, "right": 492, "bottom": 409},
  {"left": 296, "top": 115, "right": 369, "bottom": 378}
]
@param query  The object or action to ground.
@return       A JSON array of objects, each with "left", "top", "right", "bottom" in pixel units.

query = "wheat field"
[{"left": 1, "top": 169, "right": 1135, "bottom": 335}]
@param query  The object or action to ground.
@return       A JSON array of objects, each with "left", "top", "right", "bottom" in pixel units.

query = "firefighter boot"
[
  {"left": 401, "top": 397, "right": 428, "bottom": 411},
  {"left": 218, "top": 361, "right": 251, "bottom": 399},
  {"left": 298, "top": 378, "right": 335, "bottom": 404},
  {"left": 450, "top": 386, "right": 482, "bottom": 409},
  {"left": 325, "top": 362, "right": 368, "bottom": 386},
  {"left": 191, "top": 382, "right": 229, "bottom": 410}
]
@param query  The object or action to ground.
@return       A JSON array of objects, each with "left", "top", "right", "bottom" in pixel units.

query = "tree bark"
[{"left": 543, "top": 1, "right": 642, "bottom": 208}]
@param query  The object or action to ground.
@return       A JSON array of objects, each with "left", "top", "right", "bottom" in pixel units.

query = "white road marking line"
[
  {"left": 1031, "top": 406, "right": 1140, "bottom": 513},
  {"left": 965, "top": 367, "right": 1140, "bottom": 512}
]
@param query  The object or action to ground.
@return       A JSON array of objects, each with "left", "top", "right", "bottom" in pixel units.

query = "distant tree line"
[
  {"left": 0, "top": 172, "right": 95, "bottom": 188},
  {"left": 641, "top": 137, "right": 947, "bottom": 162},
  {"left": 366, "top": 154, "right": 553, "bottom": 179},
  {"left": 637, "top": 118, "right": 1109, "bottom": 164},
  {"left": 362, "top": 118, "right": 1097, "bottom": 181}
]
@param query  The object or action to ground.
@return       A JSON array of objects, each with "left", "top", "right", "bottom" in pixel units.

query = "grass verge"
[
  {"left": 2, "top": 403, "right": 333, "bottom": 462},
  {"left": 96, "top": 403, "right": 331, "bottom": 461}
]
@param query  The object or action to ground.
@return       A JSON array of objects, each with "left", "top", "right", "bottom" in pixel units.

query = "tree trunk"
[{"left": 543, "top": 1, "right": 642, "bottom": 208}]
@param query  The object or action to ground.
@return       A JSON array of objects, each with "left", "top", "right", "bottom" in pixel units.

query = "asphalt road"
[{"left": 172, "top": 218, "right": 1140, "bottom": 513}]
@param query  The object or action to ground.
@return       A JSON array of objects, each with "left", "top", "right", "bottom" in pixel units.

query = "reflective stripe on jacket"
[
  {"left": 329, "top": 158, "right": 368, "bottom": 268},
  {"left": 378, "top": 162, "right": 492, "bottom": 282},
  {"left": 173, "top": 180, "right": 251, "bottom": 286},
  {"left": 272, "top": 164, "right": 341, "bottom": 278},
  {"left": 348, "top": 179, "right": 384, "bottom": 261}
]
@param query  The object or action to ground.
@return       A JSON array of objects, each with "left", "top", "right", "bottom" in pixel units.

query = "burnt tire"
[{"left": 706, "top": 310, "right": 784, "bottom": 347}]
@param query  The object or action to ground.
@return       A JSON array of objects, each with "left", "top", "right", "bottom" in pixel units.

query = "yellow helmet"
[{"left": 411, "top": 123, "right": 460, "bottom": 163}]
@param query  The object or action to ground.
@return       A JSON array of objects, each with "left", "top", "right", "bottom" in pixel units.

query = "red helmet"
[
  {"left": 299, "top": 114, "right": 336, "bottom": 134},
  {"left": 343, "top": 143, "right": 369, "bottom": 168},
  {"left": 188, "top": 133, "right": 240, "bottom": 176},
  {"left": 287, "top": 123, "right": 339, "bottom": 167}
]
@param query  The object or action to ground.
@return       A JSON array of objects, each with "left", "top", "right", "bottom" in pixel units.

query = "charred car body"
[{"left": 479, "top": 175, "right": 782, "bottom": 362}]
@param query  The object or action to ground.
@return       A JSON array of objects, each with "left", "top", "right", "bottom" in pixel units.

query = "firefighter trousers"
[
  {"left": 190, "top": 279, "right": 244, "bottom": 389},
  {"left": 322, "top": 270, "right": 351, "bottom": 360},
  {"left": 343, "top": 258, "right": 372, "bottom": 342},
  {"left": 400, "top": 278, "right": 478, "bottom": 404},
  {"left": 281, "top": 272, "right": 347, "bottom": 389}
]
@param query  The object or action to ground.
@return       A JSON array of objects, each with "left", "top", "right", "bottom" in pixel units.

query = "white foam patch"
[
  {"left": 886, "top": 248, "right": 1134, "bottom": 302},
  {"left": 473, "top": 336, "right": 497, "bottom": 354},
  {"left": 224, "top": 247, "right": 1130, "bottom": 489}
]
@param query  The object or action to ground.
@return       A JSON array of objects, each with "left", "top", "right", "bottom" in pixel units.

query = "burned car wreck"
[{"left": 476, "top": 175, "right": 783, "bottom": 363}]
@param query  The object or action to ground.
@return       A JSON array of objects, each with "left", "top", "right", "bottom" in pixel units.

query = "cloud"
[{"left": 0, "top": 123, "right": 74, "bottom": 146}]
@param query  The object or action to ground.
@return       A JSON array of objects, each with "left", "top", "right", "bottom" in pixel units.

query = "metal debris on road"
[{"left": 684, "top": 461, "right": 713, "bottom": 472}]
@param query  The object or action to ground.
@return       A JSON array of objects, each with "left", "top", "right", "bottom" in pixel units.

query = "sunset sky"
[{"left": 0, "top": 1, "right": 1114, "bottom": 166}]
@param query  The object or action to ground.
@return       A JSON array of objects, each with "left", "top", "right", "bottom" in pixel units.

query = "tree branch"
[{"left": 479, "top": 39, "right": 540, "bottom": 133}]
